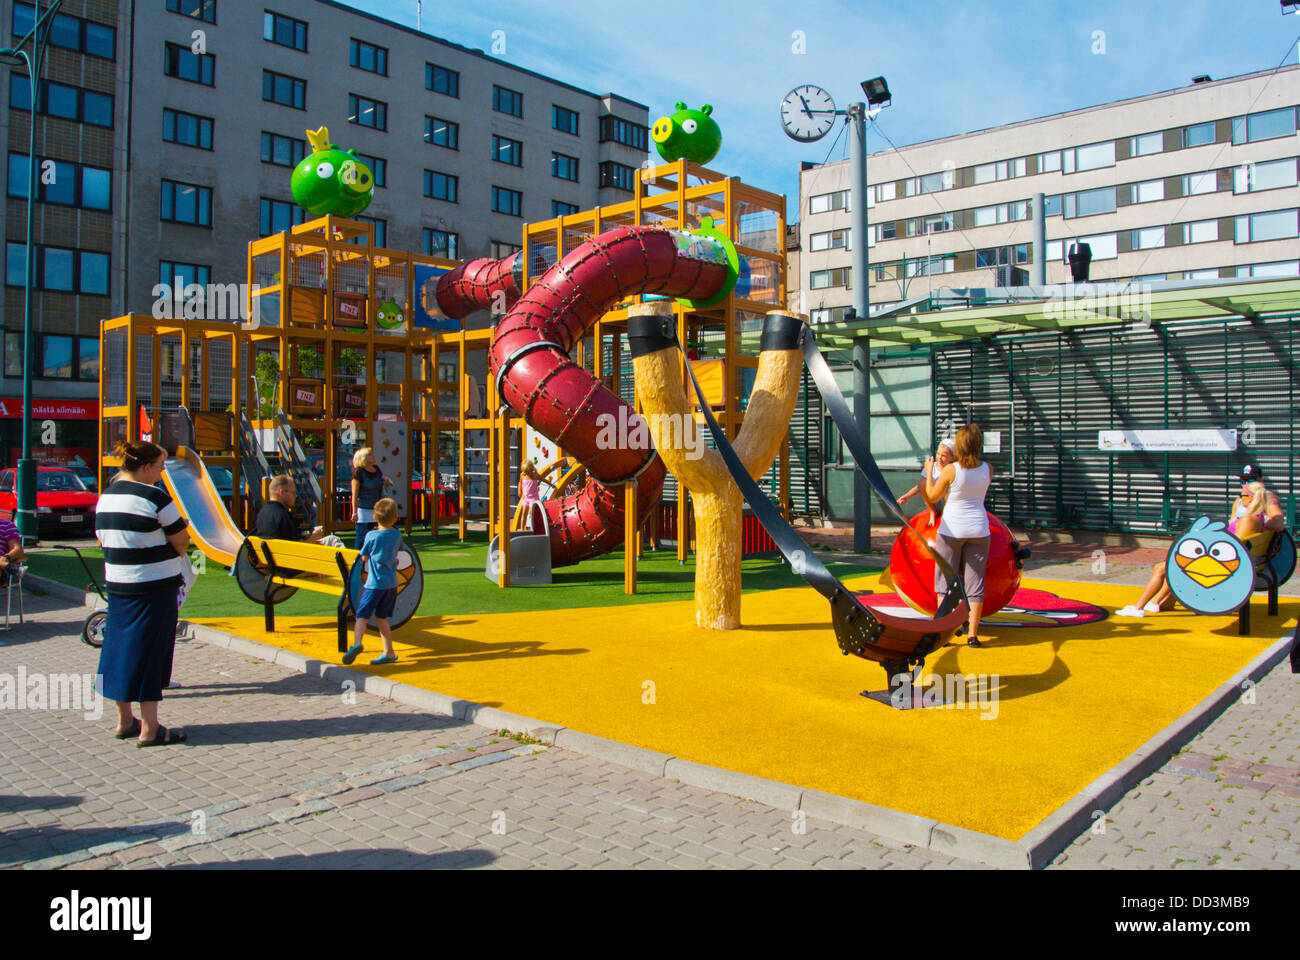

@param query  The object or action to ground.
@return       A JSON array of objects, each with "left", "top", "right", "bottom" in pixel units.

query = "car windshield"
[{"left": 37, "top": 471, "right": 86, "bottom": 492}]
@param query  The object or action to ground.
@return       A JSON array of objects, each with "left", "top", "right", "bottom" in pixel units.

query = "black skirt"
[{"left": 97, "top": 587, "right": 178, "bottom": 703}]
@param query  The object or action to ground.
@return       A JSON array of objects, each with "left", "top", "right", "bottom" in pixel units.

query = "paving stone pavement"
[{"left": 1, "top": 591, "right": 1296, "bottom": 869}]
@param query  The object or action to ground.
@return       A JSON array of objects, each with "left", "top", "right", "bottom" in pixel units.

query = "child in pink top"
[{"left": 519, "top": 461, "right": 543, "bottom": 532}]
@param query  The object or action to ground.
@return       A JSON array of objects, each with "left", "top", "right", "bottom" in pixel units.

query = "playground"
[{"left": 47, "top": 124, "right": 1297, "bottom": 858}]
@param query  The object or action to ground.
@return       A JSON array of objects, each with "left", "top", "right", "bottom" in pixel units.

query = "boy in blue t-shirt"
[{"left": 343, "top": 498, "right": 403, "bottom": 666}]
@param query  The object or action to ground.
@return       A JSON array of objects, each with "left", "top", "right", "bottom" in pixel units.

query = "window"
[
  {"left": 1037, "top": 151, "right": 1061, "bottom": 172},
  {"left": 260, "top": 131, "right": 305, "bottom": 167},
  {"left": 259, "top": 197, "right": 304, "bottom": 236},
  {"left": 4, "top": 242, "right": 108, "bottom": 294},
  {"left": 918, "top": 171, "right": 946, "bottom": 194},
  {"left": 1064, "top": 141, "right": 1115, "bottom": 173},
  {"left": 424, "top": 170, "right": 458, "bottom": 202},
  {"left": 79, "top": 337, "right": 99, "bottom": 379},
  {"left": 422, "top": 229, "right": 458, "bottom": 260},
  {"left": 13, "top": 3, "right": 115, "bottom": 59},
  {"left": 355, "top": 216, "right": 386, "bottom": 247},
  {"left": 1043, "top": 194, "right": 1062, "bottom": 216},
  {"left": 809, "top": 190, "right": 849, "bottom": 214},
  {"left": 553, "top": 105, "right": 579, "bottom": 136},
  {"left": 11, "top": 75, "right": 114, "bottom": 127},
  {"left": 8, "top": 154, "right": 111, "bottom": 211},
  {"left": 1134, "top": 227, "right": 1165, "bottom": 250},
  {"left": 809, "top": 306, "right": 849, "bottom": 325},
  {"left": 973, "top": 204, "right": 999, "bottom": 227},
  {"left": 354, "top": 153, "right": 386, "bottom": 188},
  {"left": 426, "top": 64, "right": 459, "bottom": 97},
  {"left": 874, "top": 181, "right": 895, "bottom": 203},
  {"left": 810, "top": 229, "right": 850, "bottom": 252},
  {"left": 1236, "top": 209, "right": 1298, "bottom": 243},
  {"left": 493, "top": 85, "right": 523, "bottom": 117},
  {"left": 1239, "top": 261, "right": 1299, "bottom": 278},
  {"left": 348, "top": 94, "right": 387, "bottom": 130},
  {"left": 41, "top": 335, "right": 73, "bottom": 378},
  {"left": 551, "top": 152, "right": 578, "bottom": 181},
  {"left": 1184, "top": 220, "right": 1218, "bottom": 244},
  {"left": 424, "top": 116, "right": 458, "bottom": 149},
  {"left": 599, "top": 161, "right": 635, "bottom": 192},
  {"left": 1134, "top": 179, "right": 1165, "bottom": 203},
  {"left": 159, "top": 260, "right": 211, "bottom": 294},
  {"left": 492, "top": 135, "right": 522, "bottom": 166},
  {"left": 490, "top": 241, "right": 521, "bottom": 259},
  {"left": 972, "top": 162, "right": 997, "bottom": 185},
  {"left": 264, "top": 11, "right": 307, "bottom": 51},
  {"left": 1130, "top": 131, "right": 1162, "bottom": 156},
  {"left": 1183, "top": 171, "right": 1216, "bottom": 195},
  {"left": 1076, "top": 233, "right": 1118, "bottom": 259},
  {"left": 1066, "top": 186, "right": 1116, "bottom": 218},
  {"left": 877, "top": 221, "right": 896, "bottom": 241},
  {"left": 923, "top": 212, "right": 953, "bottom": 233},
  {"left": 160, "top": 180, "right": 212, "bottom": 226},
  {"left": 163, "top": 108, "right": 213, "bottom": 150},
  {"left": 262, "top": 70, "right": 306, "bottom": 109},
  {"left": 491, "top": 186, "right": 522, "bottom": 217},
  {"left": 551, "top": 200, "right": 578, "bottom": 217},
  {"left": 809, "top": 267, "right": 850, "bottom": 289},
  {"left": 349, "top": 39, "right": 387, "bottom": 75},
  {"left": 599, "top": 115, "right": 648, "bottom": 150},
  {"left": 1235, "top": 157, "right": 1297, "bottom": 194},
  {"left": 1232, "top": 106, "right": 1297, "bottom": 144},
  {"left": 164, "top": 42, "right": 214, "bottom": 85},
  {"left": 166, "top": 0, "right": 215, "bottom": 23},
  {"left": 1182, "top": 122, "right": 1214, "bottom": 148}
]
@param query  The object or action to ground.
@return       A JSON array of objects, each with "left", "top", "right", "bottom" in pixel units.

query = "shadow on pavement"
[{"left": 171, "top": 847, "right": 498, "bottom": 869}]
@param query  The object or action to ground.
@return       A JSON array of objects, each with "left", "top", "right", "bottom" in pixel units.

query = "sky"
[{"left": 338, "top": 0, "right": 1299, "bottom": 222}]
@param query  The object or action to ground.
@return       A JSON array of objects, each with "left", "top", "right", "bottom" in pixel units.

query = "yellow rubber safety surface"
[{"left": 192, "top": 574, "right": 1292, "bottom": 840}]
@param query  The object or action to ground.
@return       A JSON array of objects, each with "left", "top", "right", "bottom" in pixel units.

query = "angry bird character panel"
[{"left": 1166, "top": 517, "right": 1255, "bottom": 615}]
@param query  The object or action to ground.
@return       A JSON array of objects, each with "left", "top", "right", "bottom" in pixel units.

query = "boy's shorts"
[{"left": 355, "top": 586, "right": 397, "bottom": 620}]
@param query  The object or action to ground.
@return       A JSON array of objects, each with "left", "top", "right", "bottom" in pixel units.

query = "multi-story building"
[
  {"left": 0, "top": 0, "right": 649, "bottom": 466},
  {"left": 800, "top": 66, "right": 1300, "bottom": 322}
]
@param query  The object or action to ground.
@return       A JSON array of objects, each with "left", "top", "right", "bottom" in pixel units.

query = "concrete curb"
[{"left": 24, "top": 570, "right": 1294, "bottom": 868}]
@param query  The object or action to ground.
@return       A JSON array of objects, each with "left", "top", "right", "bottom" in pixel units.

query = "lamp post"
[
  {"left": 849, "top": 77, "right": 890, "bottom": 553},
  {"left": 1, "top": 0, "right": 61, "bottom": 546}
]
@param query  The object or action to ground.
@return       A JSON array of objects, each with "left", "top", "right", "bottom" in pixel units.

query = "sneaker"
[
  {"left": 1116, "top": 605, "right": 1146, "bottom": 618},
  {"left": 1143, "top": 601, "right": 1161, "bottom": 614}
]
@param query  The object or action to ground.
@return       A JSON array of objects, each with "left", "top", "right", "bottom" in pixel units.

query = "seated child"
[{"left": 342, "top": 497, "right": 402, "bottom": 666}]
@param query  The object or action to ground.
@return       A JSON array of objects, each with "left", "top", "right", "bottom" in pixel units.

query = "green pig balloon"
[
  {"left": 651, "top": 102, "right": 722, "bottom": 165},
  {"left": 291, "top": 126, "right": 375, "bottom": 217}
]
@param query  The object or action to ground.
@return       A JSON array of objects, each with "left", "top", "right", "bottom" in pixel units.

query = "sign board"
[
  {"left": 984, "top": 431, "right": 1002, "bottom": 454},
  {"left": 0, "top": 399, "right": 98, "bottom": 419},
  {"left": 412, "top": 264, "right": 458, "bottom": 330},
  {"left": 1098, "top": 429, "right": 1238, "bottom": 453}
]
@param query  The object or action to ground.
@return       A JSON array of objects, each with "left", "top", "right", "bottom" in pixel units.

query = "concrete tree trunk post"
[{"left": 630, "top": 303, "right": 803, "bottom": 629}]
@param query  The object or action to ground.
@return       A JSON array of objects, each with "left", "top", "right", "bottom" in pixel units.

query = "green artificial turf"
[{"left": 30, "top": 530, "right": 878, "bottom": 619}]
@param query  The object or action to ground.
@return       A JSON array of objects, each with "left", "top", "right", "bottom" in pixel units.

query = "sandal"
[
  {"left": 370, "top": 653, "right": 397, "bottom": 665},
  {"left": 115, "top": 719, "right": 141, "bottom": 740},
  {"left": 137, "top": 725, "right": 187, "bottom": 748},
  {"left": 342, "top": 643, "right": 363, "bottom": 665},
  {"left": 967, "top": 636, "right": 982, "bottom": 648}
]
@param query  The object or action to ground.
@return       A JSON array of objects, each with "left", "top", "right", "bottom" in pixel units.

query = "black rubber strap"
[
  {"left": 627, "top": 313, "right": 677, "bottom": 358},
  {"left": 798, "top": 327, "right": 967, "bottom": 617}
]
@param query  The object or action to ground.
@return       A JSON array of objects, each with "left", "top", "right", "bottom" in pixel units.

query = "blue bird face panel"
[{"left": 1166, "top": 517, "right": 1255, "bottom": 615}]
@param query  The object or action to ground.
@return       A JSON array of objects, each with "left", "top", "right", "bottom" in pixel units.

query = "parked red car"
[{"left": 0, "top": 466, "right": 98, "bottom": 534}]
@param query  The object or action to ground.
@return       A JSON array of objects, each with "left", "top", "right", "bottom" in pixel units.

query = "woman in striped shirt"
[{"left": 96, "top": 440, "right": 190, "bottom": 746}]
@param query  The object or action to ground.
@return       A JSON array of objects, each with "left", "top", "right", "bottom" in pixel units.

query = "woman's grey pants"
[{"left": 933, "top": 533, "right": 990, "bottom": 602}]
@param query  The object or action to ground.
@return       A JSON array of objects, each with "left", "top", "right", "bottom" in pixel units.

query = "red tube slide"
[{"left": 435, "top": 227, "right": 730, "bottom": 567}]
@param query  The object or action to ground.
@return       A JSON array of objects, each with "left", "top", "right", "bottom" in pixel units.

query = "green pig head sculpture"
[
  {"left": 291, "top": 126, "right": 375, "bottom": 218},
  {"left": 651, "top": 102, "right": 722, "bottom": 165}
]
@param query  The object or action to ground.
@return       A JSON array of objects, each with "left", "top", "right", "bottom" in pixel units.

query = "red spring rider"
[{"left": 889, "top": 511, "right": 1028, "bottom": 617}]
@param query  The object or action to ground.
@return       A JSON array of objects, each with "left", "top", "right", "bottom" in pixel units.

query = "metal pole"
[
  {"left": 16, "top": 28, "right": 40, "bottom": 546},
  {"left": 1032, "top": 192, "right": 1046, "bottom": 287},
  {"left": 848, "top": 102, "right": 871, "bottom": 553}
]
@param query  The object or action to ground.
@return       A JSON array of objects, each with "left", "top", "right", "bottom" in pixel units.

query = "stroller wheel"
[{"left": 81, "top": 610, "right": 107, "bottom": 648}]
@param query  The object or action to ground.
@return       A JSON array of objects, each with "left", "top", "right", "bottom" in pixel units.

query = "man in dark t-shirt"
[{"left": 254, "top": 476, "right": 325, "bottom": 576}]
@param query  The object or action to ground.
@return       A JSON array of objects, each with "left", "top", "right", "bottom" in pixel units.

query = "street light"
[{"left": 1, "top": 0, "right": 62, "bottom": 546}]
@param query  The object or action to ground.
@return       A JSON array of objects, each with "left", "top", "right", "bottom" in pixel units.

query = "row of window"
[
  {"left": 7, "top": 154, "right": 112, "bottom": 211},
  {"left": 8, "top": 74, "right": 113, "bottom": 127},
  {"left": 2, "top": 332, "right": 100, "bottom": 382},
  {"left": 5, "top": 243, "right": 109, "bottom": 296},
  {"left": 807, "top": 106, "right": 1300, "bottom": 214},
  {"left": 12, "top": 2, "right": 114, "bottom": 59}
]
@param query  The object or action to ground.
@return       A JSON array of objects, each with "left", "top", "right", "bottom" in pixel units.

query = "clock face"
[{"left": 780, "top": 85, "right": 837, "bottom": 142}]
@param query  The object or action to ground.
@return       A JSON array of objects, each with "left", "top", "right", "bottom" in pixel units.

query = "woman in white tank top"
[{"left": 921, "top": 423, "right": 993, "bottom": 646}]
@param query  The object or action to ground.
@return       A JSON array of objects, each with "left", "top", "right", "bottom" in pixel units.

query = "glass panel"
[
  {"left": 43, "top": 247, "right": 74, "bottom": 290},
  {"left": 1185, "top": 171, "right": 1216, "bottom": 195},
  {"left": 42, "top": 335, "right": 73, "bottom": 377},
  {"left": 1038, "top": 151, "right": 1060, "bottom": 172},
  {"left": 46, "top": 82, "right": 77, "bottom": 119},
  {"left": 4, "top": 333, "right": 22, "bottom": 377},
  {"left": 1184, "top": 122, "right": 1214, "bottom": 147},
  {"left": 79, "top": 336, "right": 100, "bottom": 378},
  {"left": 1131, "top": 132, "right": 1162, "bottom": 156},
  {"left": 80, "top": 251, "right": 109, "bottom": 294},
  {"left": 1247, "top": 107, "right": 1295, "bottom": 142},
  {"left": 1074, "top": 186, "right": 1116, "bottom": 217},
  {"left": 1074, "top": 141, "right": 1115, "bottom": 170},
  {"left": 1135, "top": 179, "right": 1164, "bottom": 203},
  {"left": 7, "top": 153, "right": 27, "bottom": 198},
  {"left": 1079, "top": 233, "right": 1117, "bottom": 259},
  {"left": 1136, "top": 227, "right": 1164, "bottom": 249},
  {"left": 5, "top": 242, "right": 25, "bottom": 286},
  {"left": 1249, "top": 209, "right": 1298, "bottom": 242}
]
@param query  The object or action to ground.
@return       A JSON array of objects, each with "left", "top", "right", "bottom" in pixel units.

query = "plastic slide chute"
[{"left": 161, "top": 446, "right": 246, "bottom": 567}]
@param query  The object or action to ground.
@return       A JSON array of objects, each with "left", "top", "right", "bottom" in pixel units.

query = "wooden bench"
[{"left": 245, "top": 536, "right": 360, "bottom": 650}]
